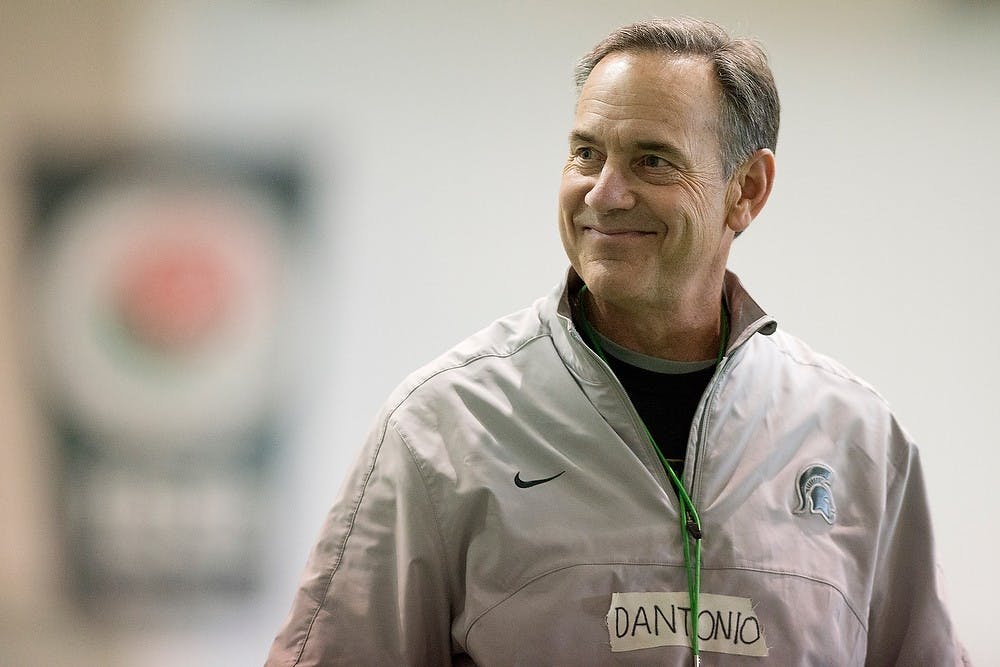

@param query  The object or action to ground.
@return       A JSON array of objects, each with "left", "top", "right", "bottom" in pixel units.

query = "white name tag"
[{"left": 606, "top": 592, "right": 769, "bottom": 657}]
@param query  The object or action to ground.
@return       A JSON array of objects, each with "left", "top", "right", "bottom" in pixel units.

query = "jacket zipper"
[
  {"left": 686, "top": 316, "right": 777, "bottom": 504},
  {"left": 685, "top": 355, "right": 730, "bottom": 505}
]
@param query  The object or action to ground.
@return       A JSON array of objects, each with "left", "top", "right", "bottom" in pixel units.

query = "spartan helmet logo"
[{"left": 794, "top": 463, "right": 836, "bottom": 525}]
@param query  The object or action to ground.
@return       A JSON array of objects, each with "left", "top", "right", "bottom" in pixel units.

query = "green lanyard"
[{"left": 577, "top": 285, "right": 728, "bottom": 664}]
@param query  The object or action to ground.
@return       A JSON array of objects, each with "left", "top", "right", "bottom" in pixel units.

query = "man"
[{"left": 268, "top": 18, "right": 965, "bottom": 666}]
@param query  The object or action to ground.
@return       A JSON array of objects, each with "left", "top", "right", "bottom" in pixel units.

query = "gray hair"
[{"left": 575, "top": 17, "right": 780, "bottom": 178}]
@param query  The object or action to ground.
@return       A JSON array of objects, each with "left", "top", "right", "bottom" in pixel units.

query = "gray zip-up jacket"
[{"left": 267, "top": 269, "right": 965, "bottom": 666}]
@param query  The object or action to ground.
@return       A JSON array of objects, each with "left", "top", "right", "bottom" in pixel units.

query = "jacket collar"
[{"left": 552, "top": 266, "right": 775, "bottom": 365}]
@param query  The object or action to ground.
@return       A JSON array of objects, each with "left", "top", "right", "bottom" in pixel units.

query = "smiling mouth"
[{"left": 583, "top": 227, "right": 657, "bottom": 238}]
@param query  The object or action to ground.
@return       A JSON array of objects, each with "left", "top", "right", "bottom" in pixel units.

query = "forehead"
[{"left": 574, "top": 51, "right": 721, "bottom": 146}]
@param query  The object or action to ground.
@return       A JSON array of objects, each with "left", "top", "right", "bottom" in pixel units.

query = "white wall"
[{"left": 125, "top": 1, "right": 999, "bottom": 664}]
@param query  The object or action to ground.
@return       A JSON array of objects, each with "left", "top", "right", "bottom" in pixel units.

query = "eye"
[
  {"left": 638, "top": 154, "right": 672, "bottom": 169},
  {"left": 575, "top": 146, "right": 597, "bottom": 160}
]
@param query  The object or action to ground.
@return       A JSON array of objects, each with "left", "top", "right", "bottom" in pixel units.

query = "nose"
[{"left": 584, "top": 162, "right": 636, "bottom": 213}]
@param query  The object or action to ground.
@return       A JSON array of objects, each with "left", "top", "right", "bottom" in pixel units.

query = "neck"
[{"left": 581, "top": 287, "right": 726, "bottom": 362}]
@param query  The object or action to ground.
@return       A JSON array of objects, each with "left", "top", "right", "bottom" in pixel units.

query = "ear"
[{"left": 725, "top": 149, "right": 775, "bottom": 234}]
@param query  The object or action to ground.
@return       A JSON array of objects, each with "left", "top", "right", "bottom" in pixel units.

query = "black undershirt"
[{"left": 600, "top": 354, "right": 715, "bottom": 475}]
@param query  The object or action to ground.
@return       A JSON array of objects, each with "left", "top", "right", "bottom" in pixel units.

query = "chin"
[{"left": 580, "top": 266, "right": 651, "bottom": 307}]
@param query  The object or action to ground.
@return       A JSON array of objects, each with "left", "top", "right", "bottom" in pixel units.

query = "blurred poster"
[{"left": 26, "top": 145, "right": 302, "bottom": 605}]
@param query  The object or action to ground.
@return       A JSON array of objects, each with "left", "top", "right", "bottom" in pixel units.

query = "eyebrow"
[
  {"left": 568, "top": 130, "right": 598, "bottom": 145},
  {"left": 636, "top": 140, "right": 681, "bottom": 155}
]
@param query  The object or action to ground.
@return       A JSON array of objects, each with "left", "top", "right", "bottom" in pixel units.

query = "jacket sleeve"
[
  {"left": 266, "top": 418, "right": 454, "bottom": 666},
  {"left": 865, "top": 433, "right": 969, "bottom": 665}
]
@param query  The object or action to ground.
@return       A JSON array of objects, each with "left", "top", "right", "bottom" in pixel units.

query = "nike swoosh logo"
[{"left": 514, "top": 470, "right": 566, "bottom": 489}]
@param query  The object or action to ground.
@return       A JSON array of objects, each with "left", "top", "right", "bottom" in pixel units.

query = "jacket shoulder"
[
  {"left": 760, "top": 328, "right": 888, "bottom": 406},
  {"left": 381, "top": 297, "right": 554, "bottom": 418},
  {"left": 750, "top": 328, "right": 919, "bottom": 469}
]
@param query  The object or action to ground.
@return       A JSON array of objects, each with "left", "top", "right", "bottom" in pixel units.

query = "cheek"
[
  {"left": 557, "top": 208, "right": 581, "bottom": 254},
  {"left": 677, "top": 186, "right": 727, "bottom": 233},
  {"left": 557, "top": 214, "right": 583, "bottom": 273},
  {"left": 558, "top": 173, "right": 589, "bottom": 216}
]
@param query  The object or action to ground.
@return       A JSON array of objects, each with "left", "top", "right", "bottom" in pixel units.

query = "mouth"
[{"left": 582, "top": 226, "right": 658, "bottom": 239}]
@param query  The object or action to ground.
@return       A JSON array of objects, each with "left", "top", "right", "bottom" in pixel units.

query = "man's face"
[{"left": 558, "top": 51, "right": 739, "bottom": 313}]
